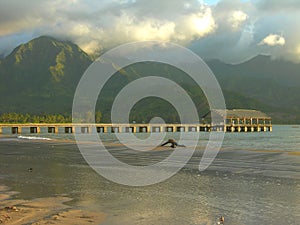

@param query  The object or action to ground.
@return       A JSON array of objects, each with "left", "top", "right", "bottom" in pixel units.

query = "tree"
[{"left": 95, "top": 111, "right": 102, "bottom": 123}]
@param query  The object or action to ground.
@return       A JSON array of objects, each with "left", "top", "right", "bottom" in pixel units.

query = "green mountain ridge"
[
  {"left": 0, "top": 36, "right": 299, "bottom": 123},
  {"left": 206, "top": 56, "right": 300, "bottom": 123},
  {"left": 0, "top": 36, "right": 92, "bottom": 113}
]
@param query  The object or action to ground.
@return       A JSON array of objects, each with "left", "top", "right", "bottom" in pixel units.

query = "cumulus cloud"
[
  {"left": 0, "top": 0, "right": 300, "bottom": 63},
  {"left": 185, "top": 8, "right": 217, "bottom": 38},
  {"left": 259, "top": 34, "right": 285, "bottom": 46},
  {"left": 41, "top": 1, "right": 217, "bottom": 54},
  {"left": 228, "top": 10, "right": 248, "bottom": 29},
  {"left": 0, "top": 0, "right": 218, "bottom": 55}
]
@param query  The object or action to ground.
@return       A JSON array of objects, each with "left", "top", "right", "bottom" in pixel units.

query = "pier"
[
  {"left": 0, "top": 109, "right": 273, "bottom": 134},
  {"left": 205, "top": 109, "right": 272, "bottom": 132},
  {"left": 0, "top": 122, "right": 271, "bottom": 134}
]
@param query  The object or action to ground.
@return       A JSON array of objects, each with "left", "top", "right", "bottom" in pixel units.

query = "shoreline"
[
  {"left": 0, "top": 185, "right": 106, "bottom": 224},
  {"left": 1, "top": 134, "right": 299, "bottom": 155}
]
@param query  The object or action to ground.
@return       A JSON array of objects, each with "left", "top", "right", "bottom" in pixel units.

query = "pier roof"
[{"left": 212, "top": 109, "right": 271, "bottom": 119}]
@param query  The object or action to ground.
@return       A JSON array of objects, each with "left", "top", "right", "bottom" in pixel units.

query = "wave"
[{"left": 17, "top": 136, "right": 52, "bottom": 141}]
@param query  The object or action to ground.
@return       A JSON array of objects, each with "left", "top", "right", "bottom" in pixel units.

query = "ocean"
[{"left": 0, "top": 125, "right": 299, "bottom": 225}]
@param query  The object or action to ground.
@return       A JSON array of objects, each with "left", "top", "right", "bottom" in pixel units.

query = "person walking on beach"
[{"left": 160, "top": 139, "right": 185, "bottom": 148}]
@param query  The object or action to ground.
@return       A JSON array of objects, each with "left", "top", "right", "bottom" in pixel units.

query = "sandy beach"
[{"left": 0, "top": 185, "right": 105, "bottom": 225}]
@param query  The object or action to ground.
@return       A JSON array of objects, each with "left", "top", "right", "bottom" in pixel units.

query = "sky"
[{"left": 0, "top": 0, "right": 300, "bottom": 63}]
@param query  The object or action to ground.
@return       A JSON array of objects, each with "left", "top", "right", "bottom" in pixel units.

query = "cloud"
[
  {"left": 113, "top": 12, "right": 176, "bottom": 42},
  {"left": 184, "top": 8, "right": 217, "bottom": 38},
  {"left": 43, "top": 1, "right": 217, "bottom": 54},
  {"left": 0, "top": 0, "right": 300, "bottom": 63},
  {"left": 255, "top": 0, "right": 300, "bottom": 11},
  {"left": 228, "top": 10, "right": 248, "bottom": 29},
  {"left": 193, "top": 0, "right": 300, "bottom": 63},
  {"left": 0, "top": 0, "right": 218, "bottom": 56},
  {"left": 259, "top": 34, "right": 285, "bottom": 46}
]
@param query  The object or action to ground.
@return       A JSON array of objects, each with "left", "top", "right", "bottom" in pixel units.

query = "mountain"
[
  {"left": 0, "top": 36, "right": 299, "bottom": 123},
  {"left": 207, "top": 55, "right": 300, "bottom": 123},
  {"left": 95, "top": 61, "right": 278, "bottom": 123},
  {"left": 0, "top": 36, "right": 92, "bottom": 113}
]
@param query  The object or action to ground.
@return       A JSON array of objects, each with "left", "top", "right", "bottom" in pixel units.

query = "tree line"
[{"left": 0, "top": 111, "right": 102, "bottom": 123}]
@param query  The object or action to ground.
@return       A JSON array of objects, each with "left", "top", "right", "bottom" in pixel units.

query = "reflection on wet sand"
[{"left": 0, "top": 185, "right": 106, "bottom": 225}]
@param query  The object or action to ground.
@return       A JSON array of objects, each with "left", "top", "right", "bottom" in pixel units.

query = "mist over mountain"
[{"left": 0, "top": 36, "right": 299, "bottom": 123}]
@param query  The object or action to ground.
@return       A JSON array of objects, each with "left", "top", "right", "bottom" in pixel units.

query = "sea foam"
[{"left": 17, "top": 136, "right": 52, "bottom": 141}]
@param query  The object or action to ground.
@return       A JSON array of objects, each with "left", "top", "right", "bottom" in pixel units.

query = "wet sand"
[{"left": 0, "top": 186, "right": 105, "bottom": 225}]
